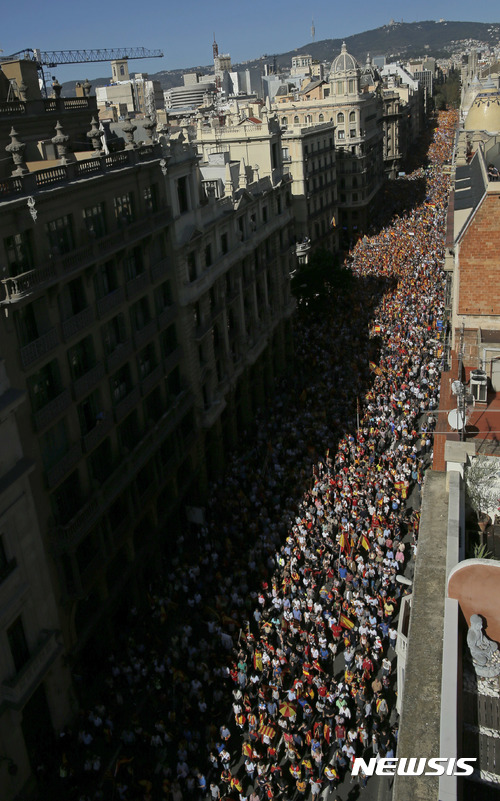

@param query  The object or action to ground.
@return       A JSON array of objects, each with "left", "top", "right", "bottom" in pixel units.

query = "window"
[
  {"left": 130, "top": 297, "right": 151, "bottom": 332},
  {"left": 337, "top": 130, "right": 345, "bottom": 140},
  {"left": 350, "top": 129, "right": 356, "bottom": 138},
  {"left": 349, "top": 111, "right": 356, "bottom": 123},
  {"left": 7, "top": 617, "right": 30, "bottom": 673},
  {"left": 125, "top": 247, "right": 144, "bottom": 281},
  {"left": 318, "top": 114, "right": 324, "bottom": 122},
  {"left": 102, "top": 314, "right": 126, "bottom": 356},
  {"left": 262, "top": 206, "right": 268, "bottom": 224},
  {"left": 27, "top": 359, "right": 62, "bottom": 412},
  {"left": 281, "top": 117, "right": 288, "bottom": 126},
  {"left": 45, "top": 215, "right": 74, "bottom": 255},
  {"left": 111, "top": 364, "right": 132, "bottom": 403},
  {"left": 114, "top": 193, "right": 134, "bottom": 225},
  {"left": 89, "top": 437, "right": 113, "bottom": 483},
  {"left": 94, "top": 260, "right": 117, "bottom": 298},
  {"left": 0, "top": 535, "right": 15, "bottom": 582},
  {"left": 162, "top": 324, "right": 177, "bottom": 357},
  {"left": 156, "top": 281, "right": 172, "bottom": 312},
  {"left": 337, "top": 112, "right": 344, "bottom": 124},
  {"left": 83, "top": 203, "right": 106, "bottom": 239},
  {"left": 60, "top": 276, "right": 87, "bottom": 318},
  {"left": 294, "top": 115, "right": 299, "bottom": 124},
  {"left": 68, "top": 336, "right": 95, "bottom": 380},
  {"left": 352, "top": 193, "right": 358, "bottom": 202},
  {"left": 177, "top": 176, "right": 189, "bottom": 214},
  {"left": 205, "top": 243, "right": 212, "bottom": 267},
  {"left": 336, "top": 81, "right": 344, "bottom": 94},
  {"left": 78, "top": 389, "right": 102, "bottom": 435},
  {"left": 41, "top": 419, "right": 69, "bottom": 470},
  {"left": 221, "top": 232, "right": 228, "bottom": 255},
  {"left": 4, "top": 231, "right": 33, "bottom": 276},
  {"left": 348, "top": 79, "right": 356, "bottom": 93},
  {"left": 143, "top": 184, "right": 158, "bottom": 214},
  {"left": 187, "top": 251, "right": 197, "bottom": 282},
  {"left": 51, "top": 470, "right": 83, "bottom": 524},
  {"left": 138, "top": 343, "right": 156, "bottom": 378},
  {"left": 282, "top": 147, "right": 290, "bottom": 163}
]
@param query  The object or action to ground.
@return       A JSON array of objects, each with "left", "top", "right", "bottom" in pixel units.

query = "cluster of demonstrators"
[{"left": 40, "top": 110, "right": 457, "bottom": 801}]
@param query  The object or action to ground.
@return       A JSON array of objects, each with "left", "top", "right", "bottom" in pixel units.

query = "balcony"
[
  {"left": 61, "top": 245, "right": 94, "bottom": 274},
  {"left": 62, "top": 305, "right": 94, "bottom": 341},
  {"left": 46, "top": 442, "right": 83, "bottom": 488},
  {"left": 20, "top": 328, "right": 59, "bottom": 369},
  {"left": 141, "top": 364, "right": 163, "bottom": 396},
  {"left": 150, "top": 258, "right": 169, "bottom": 283},
  {"left": 114, "top": 385, "right": 141, "bottom": 422},
  {"left": 106, "top": 340, "right": 133, "bottom": 373},
  {"left": 126, "top": 271, "right": 149, "bottom": 300},
  {"left": 97, "top": 230, "right": 125, "bottom": 256},
  {"left": 73, "top": 362, "right": 105, "bottom": 401},
  {"left": 133, "top": 319, "right": 157, "bottom": 350},
  {"left": 164, "top": 347, "right": 182, "bottom": 375},
  {"left": 158, "top": 305, "right": 177, "bottom": 330},
  {"left": 2, "top": 630, "right": 62, "bottom": 710},
  {"left": 1, "top": 264, "right": 58, "bottom": 306},
  {"left": 33, "top": 388, "right": 71, "bottom": 431},
  {"left": 83, "top": 413, "right": 113, "bottom": 453},
  {"left": 97, "top": 287, "right": 125, "bottom": 318}
]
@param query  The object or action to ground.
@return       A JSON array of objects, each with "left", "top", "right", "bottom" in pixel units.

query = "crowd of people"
[{"left": 40, "top": 110, "right": 458, "bottom": 801}]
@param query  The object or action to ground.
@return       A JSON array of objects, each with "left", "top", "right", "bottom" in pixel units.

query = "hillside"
[{"left": 62, "top": 20, "right": 499, "bottom": 94}]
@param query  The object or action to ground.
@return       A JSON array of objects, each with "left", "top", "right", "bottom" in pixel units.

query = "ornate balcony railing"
[
  {"left": 33, "top": 388, "right": 71, "bottom": 431},
  {"left": 20, "top": 328, "right": 59, "bottom": 369}
]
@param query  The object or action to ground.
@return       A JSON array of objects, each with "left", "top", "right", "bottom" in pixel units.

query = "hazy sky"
[{"left": 1, "top": 0, "right": 497, "bottom": 82}]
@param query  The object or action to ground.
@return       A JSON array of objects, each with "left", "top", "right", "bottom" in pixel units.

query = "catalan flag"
[{"left": 340, "top": 614, "right": 355, "bottom": 630}]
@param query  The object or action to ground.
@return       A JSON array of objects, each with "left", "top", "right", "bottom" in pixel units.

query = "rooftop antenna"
[{"left": 311, "top": 18, "right": 315, "bottom": 42}]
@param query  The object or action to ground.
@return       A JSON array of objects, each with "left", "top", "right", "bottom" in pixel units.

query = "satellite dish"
[
  {"left": 448, "top": 408, "right": 465, "bottom": 430},
  {"left": 451, "top": 380, "right": 463, "bottom": 396}
]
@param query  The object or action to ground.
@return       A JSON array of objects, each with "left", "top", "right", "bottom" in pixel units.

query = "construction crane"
[
  {"left": 0, "top": 47, "right": 164, "bottom": 66},
  {"left": 0, "top": 47, "right": 163, "bottom": 95}
]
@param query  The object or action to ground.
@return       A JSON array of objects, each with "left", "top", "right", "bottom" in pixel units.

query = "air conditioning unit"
[{"left": 470, "top": 369, "right": 488, "bottom": 403}]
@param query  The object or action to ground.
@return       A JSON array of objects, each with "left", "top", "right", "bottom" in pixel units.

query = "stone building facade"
[{"left": 274, "top": 43, "right": 385, "bottom": 244}]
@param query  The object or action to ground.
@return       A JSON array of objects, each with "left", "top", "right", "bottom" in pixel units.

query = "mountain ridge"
[{"left": 62, "top": 20, "right": 499, "bottom": 94}]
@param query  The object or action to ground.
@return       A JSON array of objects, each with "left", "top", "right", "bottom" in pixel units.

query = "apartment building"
[
  {"left": 0, "top": 62, "right": 294, "bottom": 797},
  {"left": 274, "top": 43, "right": 385, "bottom": 243}
]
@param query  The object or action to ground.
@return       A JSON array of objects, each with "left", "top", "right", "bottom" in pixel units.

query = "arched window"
[
  {"left": 305, "top": 115, "right": 312, "bottom": 125},
  {"left": 337, "top": 112, "right": 344, "bottom": 124},
  {"left": 318, "top": 113, "right": 324, "bottom": 122},
  {"left": 349, "top": 111, "right": 356, "bottom": 123},
  {"left": 294, "top": 115, "right": 300, "bottom": 124},
  {"left": 281, "top": 117, "right": 288, "bottom": 127}
]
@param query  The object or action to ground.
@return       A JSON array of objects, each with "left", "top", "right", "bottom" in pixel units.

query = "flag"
[
  {"left": 360, "top": 533, "right": 370, "bottom": 551},
  {"left": 340, "top": 614, "right": 355, "bottom": 630},
  {"left": 114, "top": 756, "right": 134, "bottom": 777}
]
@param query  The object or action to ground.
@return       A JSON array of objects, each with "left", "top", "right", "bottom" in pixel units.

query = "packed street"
[{"left": 38, "top": 109, "right": 458, "bottom": 801}]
